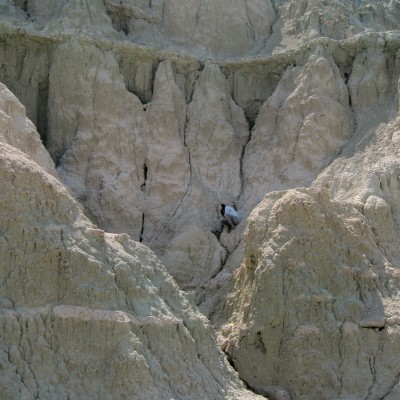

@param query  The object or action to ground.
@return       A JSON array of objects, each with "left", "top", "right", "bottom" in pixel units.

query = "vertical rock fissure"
[
  {"left": 239, "top": 126, "right": 252, "bottom": 197},
  {"left": 339, "top": 59, "right": 357, "bottom": 137},
  {"left": 183, "top": 114, "right": 192, "bottom": 176},
  {"left": 366, "top": 355, "right": 377, "bottom": 400},
  {"left": 140, "top": 162, "right": 148, "bottom": 243},
  {"left": 139, "top": 213, "right": 145, "bottom": 243},
  {"left": 276, "top": 261, "right": 288, "bottom": 384},
  {"left": 37, "top": 79, "right": 49, "bottom": 147},
  {"left": 58, "top": 228, "right": 68, "bottom": 303},
  {"left": 337, "top": 322, "right": 345, "bottom": 396},
  {"left": 141, "top": 162, "right": 148, "bottom": 191}
]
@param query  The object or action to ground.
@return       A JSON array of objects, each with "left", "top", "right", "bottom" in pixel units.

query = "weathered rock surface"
[
  {"left": 222, "top": 23, "right": 400, "bottom": 398},
  {"left": 0, "top": 82, "right": 56, "bottom": 177},
  {"left": 1, "top": 0, "right": 400, "bottom": 399},
  {"left": 102, "top": 0, "right": 276, "bottom": 57},
  {"left": 241, "top": 50, "right": 352, "bottom": 208},
  {"left": 0, "top": 86, "right": 263, "bottom": 399},
  {"left": 223, "top": 187, "right": 400, "bottom": 400}
]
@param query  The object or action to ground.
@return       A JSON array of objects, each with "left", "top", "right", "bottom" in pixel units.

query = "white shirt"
[{"left": 225, "top": 206, "right": 239, "bottom": 219}]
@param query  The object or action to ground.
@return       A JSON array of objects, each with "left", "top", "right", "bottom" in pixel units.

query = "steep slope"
[
  {"left": 1, "top": 1, "right": 400, "bottom": 399},
  {"left": 0, "top": 84, "right": 262, "bottom": 399},
  {"left": 223, "top": 187, "right": 400, "bottom": 400},
  {"left": 221, "top": 27, "right": 400, "bottom": 400}
]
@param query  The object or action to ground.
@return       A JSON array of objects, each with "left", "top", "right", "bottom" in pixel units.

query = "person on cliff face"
[{"left": 211, "top": 203, "right": 240, "bottom": 239}]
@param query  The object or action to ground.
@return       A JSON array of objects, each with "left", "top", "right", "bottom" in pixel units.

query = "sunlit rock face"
[
  {"left": 0, "top": 85, "right": 263, "bottom": 399},
  {"left": 223, "top": 186, "right": 400, "bottom": 400},
  {"left": 1, "top": 1, "right": 400, "bottom": 399}
]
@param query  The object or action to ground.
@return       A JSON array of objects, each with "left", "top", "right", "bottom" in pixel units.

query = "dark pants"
[{"left": 219, "top": 215, "right": 240, "bottom": 232}]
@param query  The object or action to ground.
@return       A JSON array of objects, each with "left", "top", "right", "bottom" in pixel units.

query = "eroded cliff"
[
  {"left": 1, "top": 0, "right": 400, "bottom": 399},
  {"left": 0, "top": 83, "right": 262, "bottom": 399}
]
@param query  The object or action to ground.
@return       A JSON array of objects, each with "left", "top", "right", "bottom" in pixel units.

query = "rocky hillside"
[
  {"left": 0, "top": 83, "right": 262, "bottom": 399},
  {"left": 1, "top": 0, "right": 400, "bottom": 399}
]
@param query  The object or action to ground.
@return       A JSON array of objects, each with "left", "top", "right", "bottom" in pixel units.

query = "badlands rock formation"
[
  {"left": 0, "top": 84, "right": 262, "bottom": 399},
  {"left": 0, "top": 0, "right": 400, "bottom": 399}
]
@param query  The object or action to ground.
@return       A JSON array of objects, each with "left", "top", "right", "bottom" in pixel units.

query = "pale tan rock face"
[
  {"left": 241, "top": 52, "right": 352, "bottom": 211},
  {"left": 224, "top": 188, "right": 400, "bottom": 400},
  {"left": 107, "top": 0, "right": 276, "bottom": 57},
  {"left": 1, "top": 1, "right": 400, "bottom": 399},
  {"left": 142, "top": 59, "right": 190, "bottom": 245},
  {"left": 50, "top": 40, "right": 147, "bottom": 240},
  {"left": 275, "top": 0, "right": 400, "bottom": 46},
  {"left": 222, "top": 40, "right": 400, "bottom": 398},
  {"left": 0, "top": 82, "right": 56, "bottom": 177},
  {"left": 185, "top": 61, "right": 249, "bottom": 199},
  {"left": 0, "top": 85, "right": 263, "bottom": 400}
]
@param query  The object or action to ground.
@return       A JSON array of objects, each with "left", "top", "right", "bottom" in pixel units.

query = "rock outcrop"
[
  {"left": 0, "top": 85, "right": 262, "bottom": 399},
  {"left": 223, "top": 187, "right": 400, "bottom": 400},
  {"left": 1, "top": 0, "right": 400, "bottom": 399}
]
